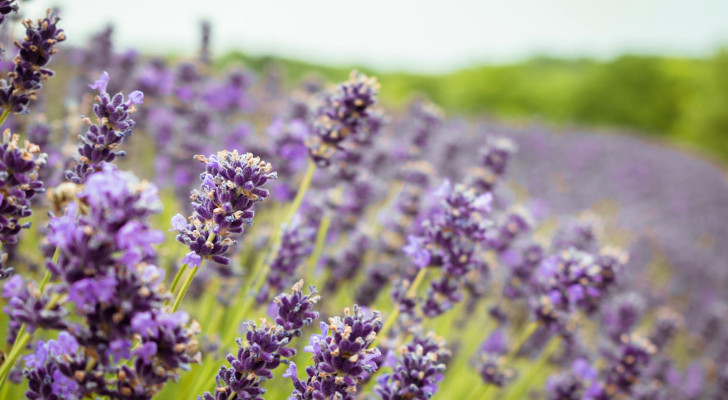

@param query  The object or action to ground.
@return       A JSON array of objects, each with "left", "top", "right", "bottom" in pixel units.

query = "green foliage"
[{"left": 219, "top": 50, "right": 728, "bottom": 162}]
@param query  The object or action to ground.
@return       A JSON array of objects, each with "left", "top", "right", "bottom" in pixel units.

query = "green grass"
[{"left": 219, "top": 49, "right": 728, "bottom": 164}]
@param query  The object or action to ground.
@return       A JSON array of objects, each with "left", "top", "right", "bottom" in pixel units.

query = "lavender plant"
[{"left": 0, "top": 10, "right": 725, "bottom": 400}]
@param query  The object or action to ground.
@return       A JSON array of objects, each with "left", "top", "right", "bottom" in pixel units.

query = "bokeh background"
[{"left": 19, "top": 0, "right": 728, "bottom": 162}]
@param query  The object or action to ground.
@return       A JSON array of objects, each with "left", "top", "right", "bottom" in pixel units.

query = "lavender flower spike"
[
  {"left": 0, "top": 10, "right": 66, "bottom": 114},
  {"left": 307, "top": 71, "right": 380, "bottom": 166},
  {"left": 287, "top": 305, "right": 383, "bottom": 400},
  {"left": 173, "top": 150, "right": 277, "bottom": 267},
  {"left": 65, "top": 71, "right": 144, "bottom": 183},
  {"left": 0, "top": 130, "right": 47, "bottom": 279},
  {"left": 200, "top": 281, "right": 318, "bottom": 400},
  {"left": 375, "top": 333, "right": 448, "bottom": 400}
]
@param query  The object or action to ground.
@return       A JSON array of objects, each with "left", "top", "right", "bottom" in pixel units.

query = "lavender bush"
[{"left": 0, "top": 4, "right": 725, "bottom": 400}]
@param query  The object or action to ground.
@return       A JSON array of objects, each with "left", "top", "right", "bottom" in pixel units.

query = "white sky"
[{"left": 18, "top": 0, "right": 728, "bottom": 73}]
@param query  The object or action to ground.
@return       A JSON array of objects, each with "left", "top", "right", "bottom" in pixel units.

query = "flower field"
[{"left": 0, "top": 3, "right": 726, "bottom": 400}]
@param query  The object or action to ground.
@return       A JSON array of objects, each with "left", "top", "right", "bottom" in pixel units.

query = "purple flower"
[
  {"left": 51, "top": 369, "right": 80, "bottom": 398},
  {"left": 602, "top": 333, "right": 656, "bottom": 396},
  {"left": 109, "top": 339, "right": 133, "bottom": 363},
  {"left": 201, "top": 281, "right": 318, "bottom": 399},
  {"left": 272, "top": 280, "right": 320, "bottom": 338},
  {"left": 307, "top": 71, "right": 380, "bottom": 166},
  {"left": 182, "top": 251, "right": 202, "bottom": 268},
  {"left": 481, "top": 328, "right": 508, "bottom": 355},
  {"left": 65, "top": 72, "right": 145, "bottom": 183},
  {"left": 116, "top": 220, "right": 164, "bottom": 267},
  {"left": 174, "top": 150, "right": 276, "bottom": 266},
  {"left": 0, "top": 132, "right": 47, "bottom": 251},
  {"left": 3, "top": 276, "right": 68, "bottom": 343},
  {"left": 68, "top": 274, "right": 117, "bottom": 310},
  {"left": 475, "top": 353, "right": 514, "bottom": 388},
  {"left": 287, "top": 305, "right": 382, "bottom": 400},
  {"left": 0, "top": 10, "right": 66, "bottom": 114},
  {"left": 375, "top": 335, "right": 447, "bottom": 400},
  {"left": 202, "top": 323, "right": 294, "bottom": 400},
  {"left": 22, "top": 332, "right": 102, "bottom": 399},
  {"left": 171, "top": 213, "right": 187, "bottom": 231},
  {"left": 403, "top": 235, "right": 431, "bottom": 269},
  {"left": 2, "top": 274, "right": 22, "bottom": 298},
  {"left": 257, "top": 218, "right": 314, "bottom": 304},
  {"left": 133, "top": 341, "right": 158, "bottom": 362},
  {"left": 128, "top": 90, "right": 144, "bottom": 105},
  {"left": 88, "top": 70, "right": 109, "bottom": 94}
]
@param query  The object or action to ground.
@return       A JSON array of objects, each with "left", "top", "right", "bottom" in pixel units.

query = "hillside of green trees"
[{"left": 221, "top": 50, "right": 728, "bottom": 164}]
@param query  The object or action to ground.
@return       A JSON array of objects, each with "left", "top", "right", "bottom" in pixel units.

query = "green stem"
[
  {"left": 169, "top": 263, "right": 188, "bottom": 295},
  {"left": 501, "top": 336, "right": 560, "bottom": 400},
  {"left": 0, "top": 109, "right": 10, "bottom": 127},
  {"left": 305, "top": 213, "right": 331, "bottom": 284},
  {"left": 466, "top": 385, "right": 493, "bottom": 400},
  {"left": 170, "top": 231, "right": 215, "bottom": 311},
  {"left": 0, "top": 331, "right": 31, "bottom": 389},
  {"left": 284, "top": 160, "right": 316, "bottom": 224},
  {"left": 373, "top": 267, "right": 429, "bottom": 347},
  {"left": 506, "top": 321, "right": 539, "bottom": 359},
  {"left": 171, "top": 265, "right": 199, "bottom": 313}
]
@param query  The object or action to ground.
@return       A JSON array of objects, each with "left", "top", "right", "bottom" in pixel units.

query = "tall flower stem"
[
  {"left": 171, "top": 265, "right": 200, "bottom": 312},
  {"left": 169, "top": 263, "right": 189, "bottom": 295},
  {"left": 221, "top": 161, "right": 316, "bottom": 344},
  {"left": 467, "top": 385, "right": 494, "bottom": 400},
  {"left": 506, "top": 321, "right": 539, "bottom": 359},
  {"left": 305, "top": 213, "right": 331, "bottom": 284},
  {"left": 284, "top": 159, "right": 316, "bottom": 226},
  {"left": 501, "top": 336, "right": 560, "bottom": 400},
  {"left": 0, "top": 331, "right": 30, "bottom": 388},
  {"left": 373, "top": 267, "right": 429, "bottom": 347},
  {"left": 170, "top": 230, "right": 216, "bottom": 312},
  {"left": 0, "top": 109, "right": 9, "bottom": 127}
]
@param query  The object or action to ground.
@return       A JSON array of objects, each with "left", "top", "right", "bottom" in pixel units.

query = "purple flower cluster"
[
  {"left": 401, "top": 180, "right": 493, "bottom": 317},
  {"left": 476, "top": 353, "right": 515, "bottom": 388},
  {"left": 201, "top": 281, "right": 319, "bottom": 400},
  {"left": 12, "top": 167, "right": 200, "bottom": 399},
  {"left": 544, "top": 358, "right": 600, "bottom": 400},
  {"left": 600, "top": 333, "right": 657, "bottom": 397},
  {"left": 0, "top": 10, "right": 65, "bottom": 114},
  {"left": 375, "top": 333, "right": 448, "bottom": 400},
  {"left": 467, "top": 137, "right": 517, "bottom": 193},
  {"left": 65, "top": 71, "right": 144, "bottom": 183},
  {"left": 256, "top": 216, "right": 314, "bottom": 304},
  {"left": 286, "top": 305, "right": 382, "bottom": 400},
  {"left": 2, "top": 275, "right": 67, "bottom": 344},
  {"left": 172, "top": 150, "right": 276, "bottom": 267},
  {"left": 533, "top": 248, "right": 625, "bottom": 329},
  {"left": 307, "top": 71, "right": 379, "bottom": 166},
  {"left": 475, "top": 328, "right": 514, "bottom": 388},
  {"left": 405, "top": 99, "right": 443, "bottom": 151},
  {"left": 501, "top": 244, "right": 544, "bottom": 299},
  {"left": 0, "top": 131, "right": 46, "bottom": 268},
  {"left": 22, "top": 332, "right": 106, "bottom": 399}
]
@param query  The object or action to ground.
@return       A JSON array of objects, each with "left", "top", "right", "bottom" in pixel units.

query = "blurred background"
[{"left": 19, "top": 0, "right": 728, "bottom": 163}]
